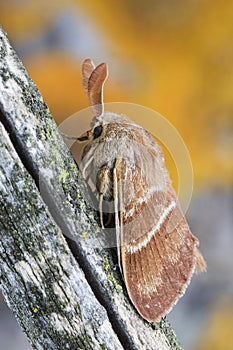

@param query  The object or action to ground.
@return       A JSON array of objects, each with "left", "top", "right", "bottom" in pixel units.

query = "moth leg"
[
  {"left": 113, "top": 166, "right": 121, "bottom": 272},
  {"left": 99, "top": 192, "right": 104, "bottom": 229},
  {"left": 105, "top": 212, "right": 113, "bottom": 227},
  {"left": 82, "top": 154, "right": 94, "bottom": 179},
  {"left": 96, "top": 165, "right": 113, "bottom": 229},
  {"left": 113, "top": 158, "right": 124, "bottom": 275}
]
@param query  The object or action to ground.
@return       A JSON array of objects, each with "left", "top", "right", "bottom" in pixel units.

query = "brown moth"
[{"left": 77, "top": 58, "right": 206, "bottom": 323}]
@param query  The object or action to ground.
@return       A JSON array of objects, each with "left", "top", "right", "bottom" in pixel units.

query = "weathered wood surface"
[
  {"left": 0, "top": 123, "right": 123, "bottom": 350},
  {"left": 0, "top": 26, "right": 182, "bottom": 350}
]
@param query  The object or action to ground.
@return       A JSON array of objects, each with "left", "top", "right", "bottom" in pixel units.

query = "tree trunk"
[{"left": 0, "top": 26, "right": 182, "bottom": 350}]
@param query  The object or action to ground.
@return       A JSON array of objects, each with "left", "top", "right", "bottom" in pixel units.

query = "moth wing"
[{"left": 114, "top": 151, "right": 205, "bottom": 322}]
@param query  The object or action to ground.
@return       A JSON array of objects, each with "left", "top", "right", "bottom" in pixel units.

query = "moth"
[{"left": 76, "top": 58, "right": 206, "bottom": 322}]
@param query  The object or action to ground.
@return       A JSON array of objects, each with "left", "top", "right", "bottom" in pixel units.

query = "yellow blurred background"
[
  {"left": 1, "top": 0, "right": 232, "bottom": 188},
  {"left": 0, "top": 1, "right": 232, "bottom": 349}
]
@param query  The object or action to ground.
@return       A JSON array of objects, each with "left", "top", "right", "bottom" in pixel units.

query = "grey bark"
[{"left": 0, "top": 26, "right": 183, "bottom": 350}]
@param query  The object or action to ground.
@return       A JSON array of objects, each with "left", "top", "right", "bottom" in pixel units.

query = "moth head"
[
  {"left": 79, "top": 59, "right": 133, "bottom": 143},
  {"left": 77, "top": 121, "right": 104, "bottom": 142}
]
